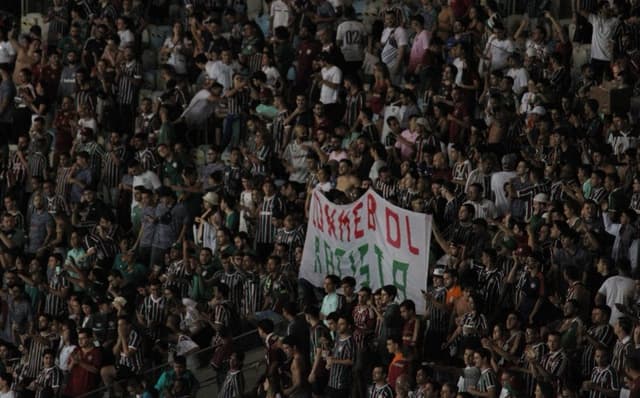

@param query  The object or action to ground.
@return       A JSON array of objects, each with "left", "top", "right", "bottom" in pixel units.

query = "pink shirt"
[
  {"left": 394, "top": 129, "right": 419, "bottom": 160},
  {"left": 408, "top": 30, "right": 430, "bottom": 73}
]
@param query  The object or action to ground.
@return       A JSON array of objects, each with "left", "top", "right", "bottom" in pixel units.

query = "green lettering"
[
  {"left": 374, "top": 244, "right": 385, "bottom": 286},
  {"left": 313, "top": 237, "right": 323, "bottom": 274},
  {"left": 359, "top": 264, "right": 371, "bottom": 288},
  {"left": 335, "top": 248, "right": 345, "bottom": 278},
  {"left": 324, "top": 241, "right": 336, "bottom": 275},
  {"left": 392, "top": 260, "right": 410, "bottom": 300}
]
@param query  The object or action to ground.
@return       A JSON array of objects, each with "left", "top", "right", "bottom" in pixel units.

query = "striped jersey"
[
  {"left": 116, "top": 60, "right": 142, "bottom": 105},
  {"left": 227, "top": 88, "right": 251, "bottom": 115},
  {"left": 44, "top": 273, "right": 70, "bottom": 316},
  {"left": 588, "top": 365, "right": 619, "bottom": 398},
  {"left": 22, "top": 334, "right": 56, "bottom": 378},
  {"left": 272, "top": 110, "right": 289, "bottom": 155},
  {"left": 44, "top": 193, "right": 69, "bottom": 217},
  {"left": 55, "top": 166, "right": 73, "bottom": 201},
  {"left": 34, "top": 366, "right": 63, "bottom": 398},
  {"left": 581, "top": 324, "right": 615, "bottom": 378},
  {"left": 250, "top": 144, "right": 272, "bottom": 176},
  {"left": 540, "top": 349, "right": 568, "bottom": 380},
  {"left": 426, "top": 286, "right": 448, "bottom": 333},
  {"left": 218, "top": 369, "right": 244, "bottom": 398},
  {"left": 344, "top": 90, "right": 365, "bottom": 129},
  {"left": 477, "top": 268, "right": 503, "bottom": 314},
  {"left": 213, "top": 271, "right": 246, "bottom": 315},
  {"left": 140, "top": 295, "right": 167, "bottom": 326},
  {"left": 27, "top": 151, "right": 47, "bottom": 180},
  {"left": 368, "top": 383, "right": 393, "bottom": 398},
  {"left": 328, "top": 335, "right": 355, "bottom": 390},
  {"left": 118, "top": 329, "right": 143, "bottom": 372},
  {"left": 101, "top": 145, "right": 127, "bottom": 188},
  {"left": 477, "top": 368, "right": 497, "bottom": 394},
  {"left": 135, "top": 148, "right": 160, "bottom": 174},
  {"left": 164, "top": 260, "right": 192, "bottom": 299},
  {"left": 255, "top": 195, "right": 286, "bottom": 244},
  {"left": 241, "top": 271, "right": 263, "bottom": 318},
  {"left": 274, "top": 226, "right": 305, "bottom": 265},
  {"left": 612, "top": 336, "right": 632, "bottom": 374},
  {"left": 8, "top": 150, "right": 28, "bottom": 188}
]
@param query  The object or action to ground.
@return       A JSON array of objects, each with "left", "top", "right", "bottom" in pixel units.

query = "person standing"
[
  {"left": 575, "top": 0, "right": 619, "bottom": 81},
  {"left": 254, "top": 179, "right": 285, "bottom": 259},
  {"left": 326, "top": 314, "right": 355, "bottom": 398},
  {"left": 380, "top": 11, "right": 408, "bottom": 85},
  {"left": 115, "top": 46, "right": 142, "bottom": 137},
  {"left": 64, "top": 328, "right": 102, "bottom": 397}
]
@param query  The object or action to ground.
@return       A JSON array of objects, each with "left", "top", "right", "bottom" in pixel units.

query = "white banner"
[{"left": 300, "top": 188, "right": 431, "bottom": 314}]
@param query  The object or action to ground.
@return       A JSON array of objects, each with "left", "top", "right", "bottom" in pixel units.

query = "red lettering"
[
  {"left": 367, "top": 194, "right": 376, "bottom": 231},
  {"left": 339, "top": 211, "right": 351, "bottom": 242},
  {"left": 325, "top": 205, "right": 337, "bottom": 238},
  {"left": 405, "top": 215, "right": 419, "bottom": 255},
  {"left": 385, "top": 208, "right": 401, "bottom": 249},
  {"left": 352, "top": 201, "right": 364, "bottom": 239}
]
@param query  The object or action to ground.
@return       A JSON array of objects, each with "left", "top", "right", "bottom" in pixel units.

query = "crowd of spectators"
[{"left": 3, "top": 0, "right": 640, "bottom": 397}]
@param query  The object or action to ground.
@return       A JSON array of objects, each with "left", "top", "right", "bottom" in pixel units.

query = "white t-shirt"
[
  {"left": 484, "top": 35, "right": 515, "bottom": 71},
  {"left": 0, "top": 390, "right": 16, "bottom": 398},
  {"left": 0, "top": 40, "right": 16, "bottom": 64},
  {"left": 490, "top": 170, "right": 516, "bottom": 217},
  {"left": 118, "top": 29, "right": 135, "bottom": 48},
  {"left": 262, "top": 65, "right": 281, "bottom": 88},
  {"left": 270, "top": 0, "right": 291, "bottom": 31},
  {"left": 598, "top": 275, "right": 635, "bottom": 325},
  {"left": 163, "top": 37, "right": 189, "bottom": 74},
  {"left": 336, "top": 20, "right": 367, "bottom": 62},
  {"left": 506, "top": 67, "right": 529, "bottom": 95},
  {"left": 181, "top": 88, "right": 215, "bottom": 127},
  {"left": 320, "top": 65, "right": 342, "bottom": 105},
  {"left": 380, "top": 27, "right": 408, "bottom": 66},
  {"left": 132, "top": 170, "right": 162, "bottom": 192},
  {"left": 588, "top": 14, "right": 619, "bottom": 61},
  {"left": 205, "top": 60, "right": 234, "bottom": 92}
]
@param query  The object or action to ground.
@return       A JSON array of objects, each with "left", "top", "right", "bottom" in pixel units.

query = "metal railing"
[{"left": 75, "top": 320, "right": 279, "bottom": 398}]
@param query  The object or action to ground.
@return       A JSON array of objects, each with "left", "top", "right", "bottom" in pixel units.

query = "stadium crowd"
[{"left": 3, "top": 0, "right": 640, "bottom": 397}]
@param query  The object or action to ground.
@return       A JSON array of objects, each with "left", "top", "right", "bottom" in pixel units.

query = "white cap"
[
  {"left": 533, "top": 193, "right": 550, "bottom": 203},
  {"left": 433, "top": 268, "right": 446, "bottom": 277}
]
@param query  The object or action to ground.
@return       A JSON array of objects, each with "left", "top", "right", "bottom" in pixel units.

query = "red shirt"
[
  {"left": 387, "top": 353, "right": 409, "bottom": 390},
  {"left": 402, "top": 318, "right": 417, "bottom": 348},
  {"left": 64, "top": 347, "right": 102, "bottom": 396}
]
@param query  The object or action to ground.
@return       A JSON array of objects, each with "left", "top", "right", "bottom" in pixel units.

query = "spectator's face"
[
  {"left": 441, "top": 384, "right": 454, "bottom": 398},
  {"left": 323, "top": 278, "right": 335, "bottom": 293},
  {"left": 547, "top": 335, "right": 560, "bottom": 351},
  {"left": 43, "top": 353, "right": 54, "bottom": 368},
  {"left": 173, "top": 362, "right": 185, "bottom": 376},
  {"left": 282, "top": 343, "right": 293, "bottom": 359},
  {"left": 400, "top": 306, "right": 411, "bottom": 320},
  {"left": 337, "top": 318, "right": 349, "bottom": 334},
  {"left": 372, "top": 367, "right": 384, "bottom": 382},
  {"left": 384, "top": 14, "right": 395, "bottom": 27},
  {"left": 199, "top": 250, "right": 212, "bottom": 265},
  {"left": 357, "top": 290, "right": 369, "bottom": 305}
]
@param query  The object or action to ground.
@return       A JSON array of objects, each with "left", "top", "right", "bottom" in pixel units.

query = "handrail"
[{"left": 75, "top": 322, "right": 274, "bottom": 398}]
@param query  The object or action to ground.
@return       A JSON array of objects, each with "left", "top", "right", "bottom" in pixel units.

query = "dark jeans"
[{"left": 222, "top": 113, "right": 245, "bottom": 150}]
